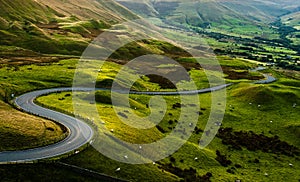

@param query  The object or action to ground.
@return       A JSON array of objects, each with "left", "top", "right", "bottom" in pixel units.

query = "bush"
[{"left": 95, "top": 91, "right": 112, "bottom": 104}]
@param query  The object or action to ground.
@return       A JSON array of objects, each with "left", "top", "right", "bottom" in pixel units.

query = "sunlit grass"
[
  {"left": 0, "top": 100, "right": 66, "bottom": 151},
  {"left": 37, "top": 72, "right": 300, "bottom": 181}
]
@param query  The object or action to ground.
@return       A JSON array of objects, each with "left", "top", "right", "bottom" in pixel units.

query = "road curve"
[
  {"left": 0, "top": 84, "right": 232, "bottom": 163},
  {"left": 255, "top": 74, "right": 277, "bottom": 84},
  {"left": 0, "top": 88, "right": 94, "bottom": 163},
  {"left": 250, "top": 66, "right": 277, "bottom": 84}
]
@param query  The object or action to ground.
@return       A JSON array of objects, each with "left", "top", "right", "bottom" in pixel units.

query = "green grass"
[
  {"left": 0, "top": 56, "right": 222, "bottom": 151},
  {"left": 37, "top": 90, "right": 209, "bottom": 181},
  {"left": 1, "top": 0, "right": 299, "bottom": 180},
  {"left": 0, "top": 59, "right": 78, "bottom": 150},
  {"left": 0, "top": 59, "right": 77, "bottom": 98},
  {"left": 0, "top": 100, "right": 66, "bottom": 151},
  {"left": 210, "top": 23, "right": 279, "bottom": 39},
  {"left": 0, "top": 50, "right": 298, "bottom": 181},
  {"left": 60, "top": 19, "right": 110, "bottom": 33},
  {"left": 77, "top": 56, "right": 236, "bottom": 92},
  {"left": 0, "top": 57, "right": 155, "bottom": 147},
  {"left": 0, "top": 0, "right": 139, "bottom": 55},
  {"left": 36, "top": 68, "right": 300, "bottom": 181},
  {"left": 225, "top": 83, "right": 300, "bottom": 146},
  {"left": 218, "top": 56, "right": 256, "bottom": 69}
]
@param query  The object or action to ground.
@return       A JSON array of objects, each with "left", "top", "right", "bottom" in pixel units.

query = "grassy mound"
[
  {"left": 231, "top": 85, "right": 275, "bottom": 103},
  {"left": 231, "top": 83, "right": 299, "bottom": 105},
  {"left": 0, "top": 101, "right": 67, "bottom": 151}
]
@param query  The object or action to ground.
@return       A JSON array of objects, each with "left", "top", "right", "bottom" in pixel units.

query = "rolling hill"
[
  {"left": 0, "top": 0, "right": 138, "bottom": 55},
  {"left": 117, "top": 0, "right": 300, "bottom": 20},
  {"left": 117, "top": 0, "right": 300, "bottom": 37},
  {"left": 0, "top": 0, "right": 299, "bottom": 181},
  {"left": 282, "top": 10, "right": 300, "bottom": 30}
]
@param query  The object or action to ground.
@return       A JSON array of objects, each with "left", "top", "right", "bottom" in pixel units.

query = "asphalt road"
[
  {"left": 250, "top": 66, "right": 277, "bottom": 84},
  {"left": 255, "top": 74, "right": 277, "bottom": 84},
  {"left": 0, "top": 88, "right": 94, "bottom": 163},
  {"left": 0, "top": 84, "right": 232, "bottom": 163},
  {"left": 128, "top": 83, "right": 233, "bottom": 95}
]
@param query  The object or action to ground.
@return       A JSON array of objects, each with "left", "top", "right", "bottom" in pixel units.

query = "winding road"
[
  {"left": 250, "top": 66, "right": 277, "bottom": 84},
  {"left": 0, "top": 88, "right": 94, "bottom": 163},
  {"left": 0, "top": 84, "right": 233, "bottom": 163},
  {"left": 255, "top": 74, "right": 277, "bottom": 84},
  {"left": 0, "top": 64, "right": 275, "bottom": 164},
  {"left": 0, "top": 65, "right": 275, "bottom": 163}
]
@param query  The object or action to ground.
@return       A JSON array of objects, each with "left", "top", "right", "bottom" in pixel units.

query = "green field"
[
  {"left": 35, "top": 68, "right": 300, "bottom": 181},
  {"left": 0, "top": 55, "right": 252, "bottom": 151},
  {"left": 0, "top": 39, "right": 298, "bottom": 180}
]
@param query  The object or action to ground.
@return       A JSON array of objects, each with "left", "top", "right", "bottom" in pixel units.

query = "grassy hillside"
[
  {"left": 0, "top": 41, "right": 298, "bottom": 181},
  {"left": 283, "top": 11, "right": 300, "bottom": 28},
  {"left": 117, "top": 0, "right": 294, "bottom": 37},
  {"left": 0, "top": 0, "right": 138, "bottom": 55},
  {"left": 0, "top": 53, "right": 260, "bottom": 151},
  {"left": 0, "top": 100, "right": 66, "bottom": 151},
  {"left": 35, "top": 68, "right": 300, "bottom": 181},
  {"left": 0, "top": 0, "right": 299, "bottom": 181},
  {"left": 0, "top": 59, "right": 78, "bottom": 151}
]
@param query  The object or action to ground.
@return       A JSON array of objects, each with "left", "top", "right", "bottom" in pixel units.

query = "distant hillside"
[
  {"left": 0, "top": 0, "right": 138, "bottom": 55},
  {"left": 282, "top": 10, "right": 300, "bottom": 30},
  {"left": 117, "top": 0, "right": 300, "bottom": 37},
  {"left": 118, "top": 0, "right": 291, "bottom": 20}
]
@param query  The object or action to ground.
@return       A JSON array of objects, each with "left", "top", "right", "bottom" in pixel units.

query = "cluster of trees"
[{"left": 277, "top": 61, "right": 300, "bottom": 70}]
